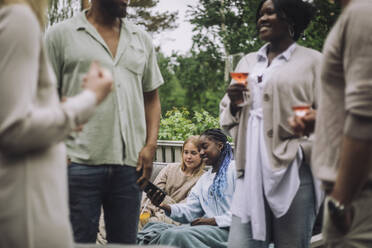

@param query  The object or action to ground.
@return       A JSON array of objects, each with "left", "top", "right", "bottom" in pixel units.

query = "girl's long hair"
[
  {"left": 0, "top": 0, "right": 48, "bottom": 28},
  {"left": 180, "top": 135, "right": 205, "bottom": 177}
]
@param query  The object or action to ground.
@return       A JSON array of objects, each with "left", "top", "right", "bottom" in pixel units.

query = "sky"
[{"left": 152, "top": 0, "right": 199, "bottom": 56}]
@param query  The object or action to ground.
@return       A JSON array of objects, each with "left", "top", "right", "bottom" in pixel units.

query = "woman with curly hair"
[{"left": 220, "top": 0, "right": 324, "bottom": 247}]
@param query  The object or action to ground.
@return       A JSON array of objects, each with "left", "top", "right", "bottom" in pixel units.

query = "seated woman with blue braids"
[{"left": 137, "top": 128, "right": 236, "bottom": 248}]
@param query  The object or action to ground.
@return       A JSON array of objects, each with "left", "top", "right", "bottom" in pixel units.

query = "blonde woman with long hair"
[
  {"left": 138, "top": 135, "right": 205, "bottom": 230},
  {"left": 0, "top": 0, "right": 113, "bottom": 247}
]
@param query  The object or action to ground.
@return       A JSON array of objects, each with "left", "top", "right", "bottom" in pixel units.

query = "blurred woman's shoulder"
[{"left": 0, "top": 3, "right": 39, "bottom": 32}]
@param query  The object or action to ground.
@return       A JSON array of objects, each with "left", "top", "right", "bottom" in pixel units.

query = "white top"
[
  {"left": 231, "top": 43, "right": 323, "bottom": 241},
  {"left": 169, "top": 161, "right": 237, "bottom": 228}
]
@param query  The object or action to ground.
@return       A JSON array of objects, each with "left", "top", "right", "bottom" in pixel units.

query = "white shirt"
[
  {"left": 230, "top": 43, "right": 321, "bottom": 241},
  {"left": 169, "top": 161, "right": 237, "bottom": 228}
]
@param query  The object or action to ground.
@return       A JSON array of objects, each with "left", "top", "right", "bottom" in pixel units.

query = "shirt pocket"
[{"left": 122, "top": 45, "right": 146, "bottom": 76}]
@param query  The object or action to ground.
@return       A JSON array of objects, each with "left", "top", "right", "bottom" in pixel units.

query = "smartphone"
[{"left": 144, "top": 181, "right": 166, "bottom": 205}]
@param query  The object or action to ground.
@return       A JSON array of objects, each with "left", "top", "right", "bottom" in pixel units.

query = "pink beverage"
[
  {"left": 292, "top": 105, "right": 310, "bottom": 117},
  {"left": 230, "top": 72, "right": 249, "bottom": 86}
]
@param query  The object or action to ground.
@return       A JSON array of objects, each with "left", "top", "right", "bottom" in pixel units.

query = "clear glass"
[
  {"left": 226, "top": 53, "right": 245, "bottom": 74},
  {"left": 226, "top": 53, "right": 249, "bottom": 86},
  {"left": 224, "top": 53, "right": 245, "bottom": 83}
]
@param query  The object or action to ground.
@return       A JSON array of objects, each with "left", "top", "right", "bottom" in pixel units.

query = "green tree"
[
  {"left": 48, "top": 0, "right": 76, "bottom": 26},
  {"left": 157, "top": 53, "right": 186, "bottom": 115},
  {"left": 299, "top": 0, "right": 341, "bottom": 51},
  {"left": 174, "top": 0, "right": 342, "bottom": 118},
  {"left": 129, "top": 0, "right": 178, "bottom": 34},
  {"left": 47, "top": 0, "right": 178, "bottom": 35},
  {"left": 189, "top": 0, "right": 341, "bottom": 55},
  {"left": 172, "top": 50, "right": 225, "bottom": 117},
  {"left": 158, "top": 108, "right": 220, "bottom": 141}
]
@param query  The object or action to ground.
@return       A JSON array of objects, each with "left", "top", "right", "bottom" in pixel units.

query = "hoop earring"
[{"left": 288, "top": 25, "right": 295, "bottom": 39}]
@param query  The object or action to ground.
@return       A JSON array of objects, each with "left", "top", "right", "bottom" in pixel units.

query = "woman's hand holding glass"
[
  {"left": 227, "top": 83, "right": 249, "bottom": 115},
  {"left": 288, "top": 107, "right": 316, "bottom": 137},
  {"left": 227, "top": 83, "right": 249, "bottom": 105}
]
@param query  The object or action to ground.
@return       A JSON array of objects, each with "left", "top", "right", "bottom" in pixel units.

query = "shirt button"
[
  {"left": 267, "top": 129, "right": 273, "bottom": 138},
  {"left": 263, "top": 94, "right": 270, "bottom": 102}
]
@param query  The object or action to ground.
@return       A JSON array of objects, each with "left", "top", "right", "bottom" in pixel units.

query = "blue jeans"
[
  {"left": 68, "top": 163, "right": 141, "bottom": 244},
  {"left": 228, "top": 163, "right": 316, "bottom": 248}
]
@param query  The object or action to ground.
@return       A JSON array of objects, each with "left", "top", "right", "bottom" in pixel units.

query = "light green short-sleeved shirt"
[{"left": 46, "top": 11, "right": 164, "bottom": 167}]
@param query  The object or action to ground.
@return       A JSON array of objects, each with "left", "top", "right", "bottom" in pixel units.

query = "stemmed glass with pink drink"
[
  {"left": 230, "top": 72, "right": 249, "bottom": 86},
  {"left": 292, "top": 105, "right": 311, "bottom": 117}
]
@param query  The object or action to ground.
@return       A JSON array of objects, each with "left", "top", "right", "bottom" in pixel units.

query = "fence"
[
  {"left": 155, "top": 140, "right": 235, "bottom": 163},
  {"left": 155, "top": 140, "right": 184, "bottom": 163}
]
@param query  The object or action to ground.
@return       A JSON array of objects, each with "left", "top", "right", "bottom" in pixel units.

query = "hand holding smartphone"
[{"left": 144, "top": 180, "right": 167, "bottom": 206}]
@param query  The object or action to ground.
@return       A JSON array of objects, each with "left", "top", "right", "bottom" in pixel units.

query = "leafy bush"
[{"left": 158, "top": 107, "right": 221, "bottom": 141}]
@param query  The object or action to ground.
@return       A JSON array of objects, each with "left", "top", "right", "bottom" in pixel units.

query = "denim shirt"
[{"left": 168, "top": 161, "right": 236, "bottom": 228}]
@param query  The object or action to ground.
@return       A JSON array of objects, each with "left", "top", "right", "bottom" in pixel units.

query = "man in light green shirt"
[{"left": 46, "top": 0, "right": 163, "bottom": 244}]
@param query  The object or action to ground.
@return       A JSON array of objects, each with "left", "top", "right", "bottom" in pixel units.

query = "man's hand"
[
  {"left": 136, "top": 144, "right": 156, "bottom": 189},
  {"left": 191, "top": 217, "right": 217, "bottom": 226},
  {"left": 288, "top": 109, "right": 316, "bottom": 136}
]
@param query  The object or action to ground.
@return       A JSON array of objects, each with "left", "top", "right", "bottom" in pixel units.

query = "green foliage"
[
  {"left": 159, "top": 0, "right": 342, "bottom": 122},
  {"left": 192, "top": 109, "right": 221, "bottom": 135},
  {"left": 47, "top": 0, "right": 178, "bottom": 35},
  {"left": 189, "top": 0, "right": 341, "bottom": 54},
  {"left": 130, "top": 0, "right": 178, "bottom": 34},
  {"left": 299, "top": 0, "right": 341, "bottom": 51},
  {"left": 48, "top": 0, "right": 77, "bottom": 26},
  {"left": 158, "top": 108, "right": 220, "bottom": 141},
  {"left": 157, "top": 53, "right": 186, "bottom": 115},
  {"left": 172, "top": 50, "right": 225, "bottom": 116},
  {"left": 158, "top": 49, "right": 225, "bottom": 117},
  {"left": 189, "top": 0, "right": 263, "bottom": 56}
]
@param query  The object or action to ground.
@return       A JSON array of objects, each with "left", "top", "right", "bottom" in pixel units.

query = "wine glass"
[
  {"left": 292, "top": 105, "right": 311, "bottom": 117},
  {"left": 225, "top": 53, "right": 245, "bottom": 81},
  {"left": 230, "top": 72, "right": 249, "bottom": 86},
  {"left": 226, "top": 53, "right": 249, "bottom": 86}
]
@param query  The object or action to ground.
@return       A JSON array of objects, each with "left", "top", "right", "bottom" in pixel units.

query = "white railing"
[
  {"left": 156, "top": 140, "right": 324, "bottom": 247},
  {"left": 155, "top": 140, "right": 235, "bottom": 163},
  {"left": 155, "top": 140, "right": 184, "bottom": 163}
]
